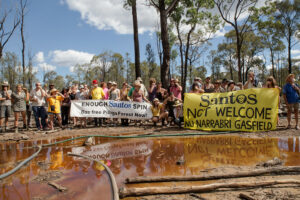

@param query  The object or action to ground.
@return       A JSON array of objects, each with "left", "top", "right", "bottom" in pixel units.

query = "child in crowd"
[{"left": 47, "top": 89, "right": 64, "bottom": 130}]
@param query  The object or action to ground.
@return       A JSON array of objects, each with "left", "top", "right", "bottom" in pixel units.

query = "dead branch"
[{"left": 119, "top": 179, "right": 300, "bottom": 198}]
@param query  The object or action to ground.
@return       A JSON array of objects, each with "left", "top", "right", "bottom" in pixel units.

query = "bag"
[{"left": 50, "top": 105, "right": 55, "bottom": 112}]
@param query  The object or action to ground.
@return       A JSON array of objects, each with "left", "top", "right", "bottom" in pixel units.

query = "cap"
[{"left": 92, "top": 80, "right": 98, "bottom": 84}]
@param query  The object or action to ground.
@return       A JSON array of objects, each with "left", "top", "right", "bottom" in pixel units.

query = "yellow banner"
[{"left": 184, "top": 88, "right": 279, "bottom": 132}]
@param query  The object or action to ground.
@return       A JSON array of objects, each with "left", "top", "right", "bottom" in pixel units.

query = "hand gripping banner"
[{"left": 184, "top": 88, "right": 279, "bottom": 132}]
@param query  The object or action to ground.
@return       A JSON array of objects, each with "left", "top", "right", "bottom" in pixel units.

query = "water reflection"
[{"left": 0, "top": 135, "right": 300, "bottom": 200}]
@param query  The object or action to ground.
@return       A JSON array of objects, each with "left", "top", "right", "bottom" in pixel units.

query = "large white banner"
[{"left": 70, "top": 100, "right": 153, "bottom": 119}]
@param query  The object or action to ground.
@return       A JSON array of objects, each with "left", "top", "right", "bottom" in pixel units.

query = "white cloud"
[
  {"left": 294, "top": 55, "right": 300, "bottom": 60},
  {"left": 63, "top": 0, "right": 158, "bottom": 34},
  {"left": 34, "top": 52, "right": 45, "bottom": 63},
  {"left": 38, "top": 63, "right": 56, "bottom": 71},
  {"left": 292, "top": 49, "right": 300, "bottom": 55},
  {"left": 50, "top": 49, "right": 94, "bottom": 67}
]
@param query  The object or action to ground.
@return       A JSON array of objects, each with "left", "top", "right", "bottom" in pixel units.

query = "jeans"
[
  {"left": 61, "top": 106, "right": 70, "bottom": 125},
  {"left": 32, "top": 106, "right": 47, "bottom": 130}
]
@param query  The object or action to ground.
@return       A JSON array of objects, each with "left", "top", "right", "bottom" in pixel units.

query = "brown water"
[{"left": 0, "top": 135, "right": 300, "bottom": 200}]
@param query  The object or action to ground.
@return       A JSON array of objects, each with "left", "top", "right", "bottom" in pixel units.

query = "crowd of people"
[{"left": 0, "top": 72, "right": 299, "bottom": 134}]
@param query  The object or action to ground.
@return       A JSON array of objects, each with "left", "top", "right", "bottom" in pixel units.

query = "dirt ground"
[
  {"left": 0, "top": 116, "right": 299, "bottom": 142},
  {"left": 1, "top": 116, "right": 300, "bottom": 200}
]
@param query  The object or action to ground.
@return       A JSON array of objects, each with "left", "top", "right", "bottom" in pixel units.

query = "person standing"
[
  {"left": 47, "top": 89, "right": 64, "bottom": 130},
  {"left": 90, "top": 80, "right": 105, "bottom": 127},
  {"left": 203, "top": 77, "right": 215, "bottom": 93},
  {"left": 283, "top": 74, "right": 300, "bottom": 130},
  {"left": 0, "top": 82, "right": 12, "bottom": 133},
  {"left": 148, "top": 78, "right": 157, "bottom": 102},
  {"left": 11, "top": 85, "right": 29, "bottom": 133},
  {"left": 61, "top": 88, "right": 70, "bottom": 126},
  {"left": 169, "top": 79, "right": 182, "bottom": 100},
  {"left": 30, "top": 82, "right": 48, "bottom": 131},
  {"left": 244, "top": 71, "right": 262, "bottom": 89},
  {"left": 75, "top": 85, "right": 89, "bottom": 128}
]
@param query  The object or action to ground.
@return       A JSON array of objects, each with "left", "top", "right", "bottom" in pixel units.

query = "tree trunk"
[
  {"left": 132, "top": 0, "right": 141, "bottom": 79},
  {"left": 159, "top": 2, "right": 170, "bottom": 89},
  {"left": 288, "top": 34, "right": 292, "bottom": 74},
  {"left": 229, "top": 55, "right": 233, "bottom": 80},
  {"left": 176, "top": 23, "right": 184, "bottom": 89},
  {"left": 21, "top": 12, "right": 25, "bottom": 86},
  {"left": 0, "top": 45, "right": 3, "bottom": 59},
  {"left": 235, "top": 28, "right": 242, "bottom": 82},
  {"left": 270, "top": 48, "right": 275, "bottom": 78}
]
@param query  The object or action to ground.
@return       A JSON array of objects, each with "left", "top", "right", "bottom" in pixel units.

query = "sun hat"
[
  {"left": 50, "top": 88, "right": 58, "bottom": 94},
  {"left": 79, "top": 85, "right": 84, "bottom": 89},
  {"left": 134, "top": 80, "right": 141, "bottom": 87},
  {"left": 112, "top": 81, "right": 117, "bottom": 86},
  {"left": 173, "top": 100, "right": 182, "bottom": 107},
  {"left": 2, "top": 81, "right": 9, "bottom": 87}
]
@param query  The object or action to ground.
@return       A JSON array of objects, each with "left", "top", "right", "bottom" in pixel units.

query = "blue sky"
[{"left": 2, "top": 0, "right": 300, "bottom": 82}]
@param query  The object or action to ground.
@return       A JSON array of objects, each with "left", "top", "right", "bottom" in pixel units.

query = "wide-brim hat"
[
  {"left": 134, "top": 80, "right": 141, "bottom": 87},
  {"left": 2, "top": 81, "right": 9, "bottom": 87},
  {"left": 173, "top": 100, "right": 182, "bottom": 107},
  {"left": 112, "top": 81, "right": 117, "bottom": 86},
  {"left": 50, "top": 88, "right": 58, "bottom": 94}
]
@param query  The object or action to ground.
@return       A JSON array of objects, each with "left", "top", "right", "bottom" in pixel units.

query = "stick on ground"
[{"left": 119, "top": 179, "right": 300, "bottom": 198}]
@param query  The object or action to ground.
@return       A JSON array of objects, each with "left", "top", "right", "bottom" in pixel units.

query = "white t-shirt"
[{"left": 30, "top": 89, "right": 46, "bottom": 106}]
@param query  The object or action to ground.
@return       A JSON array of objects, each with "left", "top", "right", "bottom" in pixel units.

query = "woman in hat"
[
  {"left": 0, "top": 82, "right": 12, "bottom": 133},
  {"left": 151, "top": 98, "right": 168, "bottom": 126},
  {"left": 47, "top": 89, "right": 64, "bottom": 130},
  {"left": 173, "top": 100, "right": 183, "bottom": 128},
  {"left": 109, "top": 82, "right": 120, "bottom": 101},
  {"left": 132, "top": 80, "right": 149, "bottom": 126},
  {"left": 227, "top": 80, "right": 240, "bottom": 92},
  {"left": 61, "top": 87, "right": 71, "bottom": 126},
  {"left": 11, "top": 84, "right": 29, "bottom": 133}
]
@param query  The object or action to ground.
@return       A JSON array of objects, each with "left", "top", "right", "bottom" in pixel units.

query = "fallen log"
[
  {"left": 119, "top": 179, "right": 300, "bottom": 198},
  {"left": 126, "top": 166, "right": 300, "bottom": 183}
]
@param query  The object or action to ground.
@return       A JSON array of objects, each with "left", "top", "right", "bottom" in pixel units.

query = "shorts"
[
  {"left": 48, "top": 112, "right": 61, "bottom": 116},
  {"left": 287, "top": 103, "right": 299, "bottom": 112},
  {"left": 0, "top": 106, "right": 11, "bottom": 118}
]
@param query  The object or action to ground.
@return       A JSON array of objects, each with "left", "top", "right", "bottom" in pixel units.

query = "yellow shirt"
[
  {"left": 47, "top": 96, "right": 64, "bottom": 113},
  {"left": 91, "top": 87, "right": 105, "bottom": 100},
  {"left": 151, "top": 103, "right": 163, "bottom": 117}
]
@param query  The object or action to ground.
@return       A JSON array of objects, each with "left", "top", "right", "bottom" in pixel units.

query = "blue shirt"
[{"left": 283, "top": 83, "right": 299, "bottom": 104}]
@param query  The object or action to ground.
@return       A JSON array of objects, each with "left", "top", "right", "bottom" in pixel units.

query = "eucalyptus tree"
[
  {"left": 213, "top": 0, "right": 259, "bottom": 82},
  {"left": 149, "top": 0, "right": 180, "bottom": 88},
  {"left": 170, "top": 0, "right": 221, "bottom": 93}
]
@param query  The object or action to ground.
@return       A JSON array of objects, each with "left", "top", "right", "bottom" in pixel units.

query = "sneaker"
[{"left": 296, "top": 126, "right": 299, "bottom": 130}]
